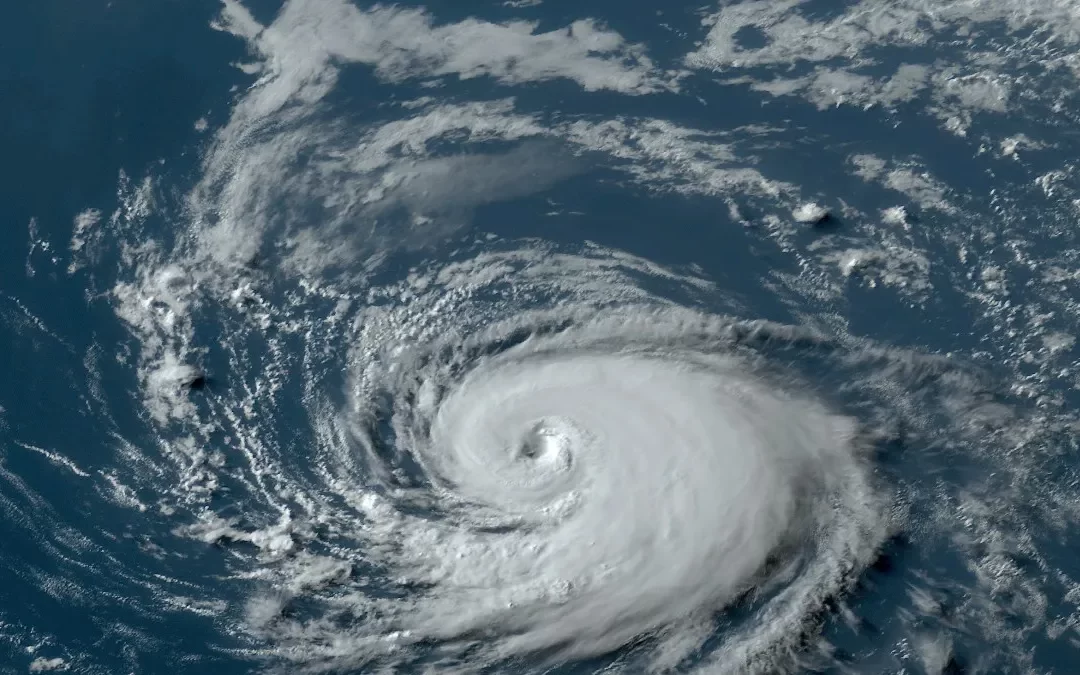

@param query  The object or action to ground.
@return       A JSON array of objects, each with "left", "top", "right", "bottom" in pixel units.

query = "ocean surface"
[{"left": 5, "top": 0, "right": 1080, "bottom": 673}]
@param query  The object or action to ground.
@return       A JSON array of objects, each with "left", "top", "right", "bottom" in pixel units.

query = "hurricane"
[
  {"left": 9, "top": 0, "right": 1080, "bottom": 673},
  {"left": 105, "top": 231, "right": 1026, "bottom": 673},
  {"left": 283, "top": 296, "right": 887, "bottom": 672}
]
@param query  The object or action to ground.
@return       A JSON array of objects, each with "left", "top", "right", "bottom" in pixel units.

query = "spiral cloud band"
[{"left": 334, "top": 308, "right": 886, "bottom": 671}]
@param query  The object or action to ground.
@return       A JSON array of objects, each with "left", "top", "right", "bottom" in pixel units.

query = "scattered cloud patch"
[
  {"left": 28, "top": 657, "right": 67, "bottom": 673},
  {"left": 849, "top": 154, "right": 955, "bottom": 213},
  {"left": 686, "top": 0, "right": 1080, "bottom": 130}
]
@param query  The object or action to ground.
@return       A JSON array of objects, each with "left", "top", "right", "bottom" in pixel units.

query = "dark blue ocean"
[{"left": 5, "top": 0, "right": 1080, "bottom": 673}]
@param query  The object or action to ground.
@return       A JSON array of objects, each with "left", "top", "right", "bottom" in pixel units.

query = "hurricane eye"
[
  {"left": 518, "top": 437, "right": 542, "bottom": 460},
  {"left": 516, "top": 424, "right": 546, "bottom": 458}
]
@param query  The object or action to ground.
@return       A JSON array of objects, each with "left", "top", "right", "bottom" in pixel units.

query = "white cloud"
[
  {"left": 685, "top": 0, "right": 1078, "bottom": 125},
  {"left": 28, "top": 657, "right": 67, "bottom": 673},
  {"left": 688, "top": 0, "right": 1080, "bottom": 71},
  {"left": 189, "top": 98, "right": 581, "bottom": 277},
  {"left": 186, "top": 0, "right": 680, "bottom": 278},
  {"left": 849, "top": 153, "right": 956, "bottom": 213},
  {"left": 216, "top": 0, "right": 674, "bottom": 120}
]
